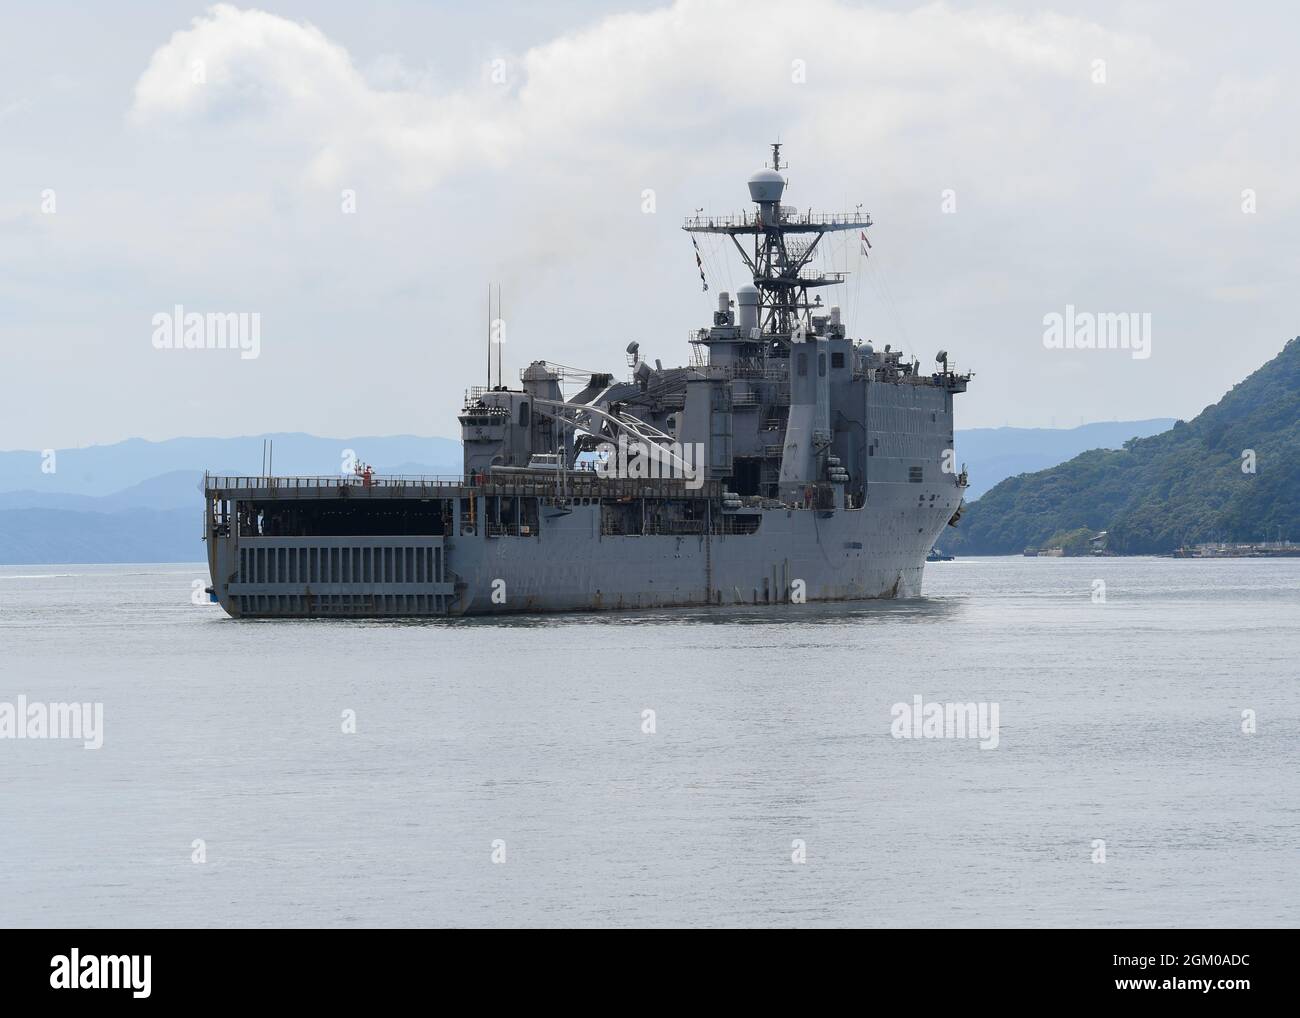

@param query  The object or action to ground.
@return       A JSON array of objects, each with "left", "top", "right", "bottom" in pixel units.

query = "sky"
[{"left": 2, "top": 0, "right": 1297, "bottom": 450}]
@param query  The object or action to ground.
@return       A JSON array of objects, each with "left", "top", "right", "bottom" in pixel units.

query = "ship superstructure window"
[
  {"left": 797, "top": 352, "right": 807, "bottom": 376},
  {"left": 518, "top": 402, "right": 530, "bottom": 427},
  {"left": 818, "top": 353, "right": 826, "bottom": 377},
  {"left": 909, "top": 466, "right": 923, "bottom": 483},
  {"left": 832, "top": 352, "right": 844, "bottom": 369}
]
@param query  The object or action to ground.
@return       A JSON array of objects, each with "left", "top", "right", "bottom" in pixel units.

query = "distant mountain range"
[
  {"left": 0, "top": 433, "right": 462, "bottom": 497},
  {"left": 0, "top": 419, "right": 1181, "bottom": 565},
  {"left": 940, "top": 337, "right": 1300, "bottom": 555}
]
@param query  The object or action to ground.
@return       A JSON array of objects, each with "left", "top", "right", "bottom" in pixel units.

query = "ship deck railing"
[
  {"left": 204, "top": 473, "right": 725, "bottom": 500},
  {"left": 679, "top": 355, "right": 789, "bottom": 381},
  {"left": 867, "top": 368, "right": 972, "bottom": 388},
  {"left": 682, "top": 210, "right": 872, "bottom": 230},
  {"left": 205, "top": 474, "right": 468, "bottom": 491}
]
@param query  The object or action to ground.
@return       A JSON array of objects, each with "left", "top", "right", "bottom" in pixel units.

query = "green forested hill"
[{"left": 941, "top": 336, "right": 1300, "bottom": 555}]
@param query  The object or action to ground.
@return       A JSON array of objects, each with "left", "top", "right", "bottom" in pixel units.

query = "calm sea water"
[{"left": 1, "top": 557, "right": 1296, "bottom": 928}]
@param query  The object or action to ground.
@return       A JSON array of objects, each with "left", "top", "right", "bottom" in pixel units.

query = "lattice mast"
[{"left": 683, "top": 143, "right": 872, "bottom": 341}]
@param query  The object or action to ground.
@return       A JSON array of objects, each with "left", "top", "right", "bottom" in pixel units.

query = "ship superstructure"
[{"left": 203, "top": 146, "right": 970, "bottom": 617}]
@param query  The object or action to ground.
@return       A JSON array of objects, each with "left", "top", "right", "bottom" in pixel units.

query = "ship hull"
[
  {"left": 450, "top": 497, "right": 951, "bottom": 614},
  {"left": 204, "top": 482, "right": 959, "bottom": 618}
]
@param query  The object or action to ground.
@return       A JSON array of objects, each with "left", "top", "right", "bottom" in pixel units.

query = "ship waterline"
[{"left": 204, "top": 145, "right": 970, "bottom": 618}]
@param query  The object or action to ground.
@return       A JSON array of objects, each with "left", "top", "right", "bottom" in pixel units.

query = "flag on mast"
[
  {"left": 860, "top": 230, "right": 872, "bottom": 257},
  {"left": 691, "top": 236, "right": 709, "bottom": 291}
]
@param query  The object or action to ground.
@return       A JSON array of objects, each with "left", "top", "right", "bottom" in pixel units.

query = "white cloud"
[
  {"left": 129, "top": 1, "right": 1175, "bottom": 195},
  {"left": 131, "top": 3, "right": 513, "bottom": 190}
]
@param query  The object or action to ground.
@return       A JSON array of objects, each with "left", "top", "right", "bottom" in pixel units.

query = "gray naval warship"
[{"left": 203, "top": 145, "right": 970, "bottom": 618}]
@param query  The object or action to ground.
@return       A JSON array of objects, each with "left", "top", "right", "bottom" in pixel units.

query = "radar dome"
[{"left": 747, "top": 168, "right": 785, "bottom": 203}]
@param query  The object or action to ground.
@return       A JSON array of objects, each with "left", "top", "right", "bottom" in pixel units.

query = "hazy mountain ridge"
[
  {"left": 0, "top": 433, "right": 462, "bottom": 497},
  {"left": 940, "top": 337, "right": 1300, "bottom": 555},
  {"left": 956, "top": 419, "right": 1175, "bottom": 499},
  {"left": 0, "top": 471, "right": 206, "bottom": 512}
]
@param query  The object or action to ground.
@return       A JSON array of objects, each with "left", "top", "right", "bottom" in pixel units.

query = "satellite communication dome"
[{"left": 747, "top": 168, "right": 786, "bottom": 203}]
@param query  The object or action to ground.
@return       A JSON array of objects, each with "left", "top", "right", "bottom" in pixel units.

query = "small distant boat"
[
  {"left": 1171, "top": 542, "right": 1300, "bottom": 559},
  {"left": 926, "top": 549, "right": 954, "bottom": 562}
]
